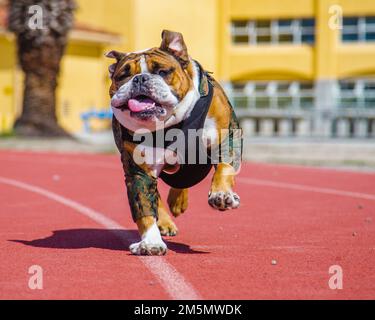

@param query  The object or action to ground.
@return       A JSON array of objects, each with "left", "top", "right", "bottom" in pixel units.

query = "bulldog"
[{"left": 106, "top": 30, "right": 242, "bottom": 256}]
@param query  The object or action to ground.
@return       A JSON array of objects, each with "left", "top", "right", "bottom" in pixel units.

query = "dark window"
[
  {"left": 343, "top": 17, "right": 358, "bottom": 26},
  {"left": 278, "top": 19, "right": 293, "bottom": 27},
  {"left": 343, "top": 33, "right": 359, "bottom": 41},
  {"left": 231, "top": 18, "right": 315, "bottom": 45},
  {"left": 366, "top": 32, "right": 375, "bottom": 41},
  {"left": 301, "top": 19, "right": 315, "bottom": 27},
  {"left": 302, "top": 34, "right": 315, "bottom": 44},
  {"left": 342, "top": 16, "right": 375, "bottom": 42}
]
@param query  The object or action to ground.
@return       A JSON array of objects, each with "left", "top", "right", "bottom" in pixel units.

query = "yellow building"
[{"left": 1, "top": 0, "right": 375, "bottom": 137}]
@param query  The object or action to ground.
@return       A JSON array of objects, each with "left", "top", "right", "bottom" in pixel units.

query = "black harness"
[{"left": 159, "top": 80, "right": 214, "bottom": 189}]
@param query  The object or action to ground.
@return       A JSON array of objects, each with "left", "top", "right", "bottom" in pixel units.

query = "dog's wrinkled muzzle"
[{"left": 111, "top": 91, "right": 128, "bottom": 109}]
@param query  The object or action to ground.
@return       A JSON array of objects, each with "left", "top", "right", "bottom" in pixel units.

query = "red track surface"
[{"left": 0, "top": 150, "right": 374, "bottom": 300}]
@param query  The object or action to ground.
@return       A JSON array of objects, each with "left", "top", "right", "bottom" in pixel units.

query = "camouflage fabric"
[
  {"left": 207, "top": 72, "right": 243, "bottom": 172},
  {"left": 219, "top": 107, "right": 243, "bottom": 173},
  {"left": 113, "top": 117, "right": 159, "bottom": 222}
]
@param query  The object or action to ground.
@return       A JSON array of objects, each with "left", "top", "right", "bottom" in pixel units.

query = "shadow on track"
[{"left": 9, "top": 228, "right": 209, "bottom": 254}]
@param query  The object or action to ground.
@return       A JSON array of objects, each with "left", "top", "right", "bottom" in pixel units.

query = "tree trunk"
[
  {"left": 15, "top": 42, "right": 69, "bottom": 137},
  {"left": 8, "top": 0, "right": 76, "bottom": 137}
]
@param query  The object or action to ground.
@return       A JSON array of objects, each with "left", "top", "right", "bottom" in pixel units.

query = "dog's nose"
[{"left": 133, "top": 74, "right": 150, "bottom": 84}]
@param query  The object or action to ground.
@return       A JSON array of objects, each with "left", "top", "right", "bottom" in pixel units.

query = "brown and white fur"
[{"left": 107, "top": 30, "right": 240, "bottom": 255}]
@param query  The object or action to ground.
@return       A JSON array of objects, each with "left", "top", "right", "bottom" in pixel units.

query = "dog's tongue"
[{"left": 128, "top": 98, "right": 155, "bottom": 113}]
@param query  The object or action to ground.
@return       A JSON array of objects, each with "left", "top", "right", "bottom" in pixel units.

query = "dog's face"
[{"left": 107, "top": 30, "right": 200, "bottom": 132}]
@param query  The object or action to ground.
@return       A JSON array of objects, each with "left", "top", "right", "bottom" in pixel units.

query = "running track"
[{"left": 0, "top": 150, "right": 374, "bottom": 300}]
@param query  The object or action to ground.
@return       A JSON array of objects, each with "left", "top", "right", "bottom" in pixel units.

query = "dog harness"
[{"left": 159, "top": 79, "right": 214, "bottom": 189}]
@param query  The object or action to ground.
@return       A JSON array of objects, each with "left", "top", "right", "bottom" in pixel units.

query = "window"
[
  {"left": 229, "top": 81, "right": 315, "bottom": 110},
  {"left": 342, "top": 16, "right": 375, "bottom": 42},
  {"left": 231, "top": 18, "right": 315, "bottom": 45},
  {"left": 231, "top": 21, "right": 249, "bottom": 44},
  {"left": 255, "top": 20, "right": 272, "bottom": 43},
  {"left": 231, "top": 83, "right": 248, "bottom": 108},
  {"left": 339, "top": 79, "right": 375, "bottom": 108},
  {"left": 301, "top": 19, "right": 315, "bottom": 44}
]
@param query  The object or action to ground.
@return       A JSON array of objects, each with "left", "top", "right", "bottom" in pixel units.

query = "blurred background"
[{"left": 0, "top": 0, "right": 375, "bottom": 168}]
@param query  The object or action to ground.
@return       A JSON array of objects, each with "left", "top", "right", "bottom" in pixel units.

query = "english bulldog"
[{"left": 106, "top": 30, "right": 242, "bottom": 256}]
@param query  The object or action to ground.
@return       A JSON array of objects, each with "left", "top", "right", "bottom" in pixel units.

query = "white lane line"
[
  {"left": 237, "top": 177, "right": 375, "bottom": 201},
  {"left": 0, "top": 176, "right": 200, "bottom": 300}
]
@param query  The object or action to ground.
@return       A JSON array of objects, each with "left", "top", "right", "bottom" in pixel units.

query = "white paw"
[
  {"left": 208, "top": 190, "right": 240, "bottom": 211},
  {"left": 129, "top": 219, "right": 168, "bottom": 256},
  {"left": 129, "top": 239, "right": 167, "bottom": 256}
]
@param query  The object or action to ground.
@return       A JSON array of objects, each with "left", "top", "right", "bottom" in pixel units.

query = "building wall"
[
  {"left": 57, "top": 42, "right": 109, "bottom": 133},
  {"left": 228, "top": 0, "right": 315, "bottom": 19},
  {"left": 1, "top": 0, "right": 375, "bottom": 137},
  {"left": 75, "top": 0, "right": 133, "bottom": 52},
  {"left": 223, "top": 0, "right": 375, "bottom": 138},
  {"left": 219, "top": 0, "right": 314, "bottom": 81},
  {"left": 131, "top": 0, "right": 218, "bottom": 75},
  {"left": 220, "top": 0, "right": 375, "bottom": 81},
  {"left": 0, "top": 35, "right": 16, "bottom": 133}
]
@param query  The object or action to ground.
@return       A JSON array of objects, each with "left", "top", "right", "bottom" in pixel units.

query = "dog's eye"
[
  {"left": 116, "top": 65, "right": 131, "bottom": 81},
  {"left": 158, "top": 68, "right": 173, "bottom": 78},
  {"left": 116, "top": 73, "right": 127, "bottom": 81}
]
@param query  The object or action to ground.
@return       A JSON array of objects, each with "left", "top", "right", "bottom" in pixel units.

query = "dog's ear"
[
  {"left": 160, "top": 30, "right": 189, "bottom": 69},
  {"left": 105, "top": 50, "right": 126, "bottom": 78},
  {"left": 105, "top": 50, "right": 126, "bottom": 61},
  {"left": 108, "top": 63, "right": 116, "bottom": 79}
]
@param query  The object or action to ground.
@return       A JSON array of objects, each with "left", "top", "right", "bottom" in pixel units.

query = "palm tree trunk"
[
  {"left": 15, "top": 42, "right": 68, "bottom": 136},
  {"left": 8, "top": 0, "right": 76, "bottom": 137}
]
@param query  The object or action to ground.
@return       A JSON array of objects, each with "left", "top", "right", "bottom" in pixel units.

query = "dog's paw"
[
  {"left": 129, "top": 239, "right": 167, "bottom": 256},
  {"left": 158, "top": 218, "right": 178, "bottom": 237},
  {"left": 167, "top": 188, "right": 188, "bottom": 217},
  {"left": 208, "top": 190, "right": 240, "bottom": 211}
]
